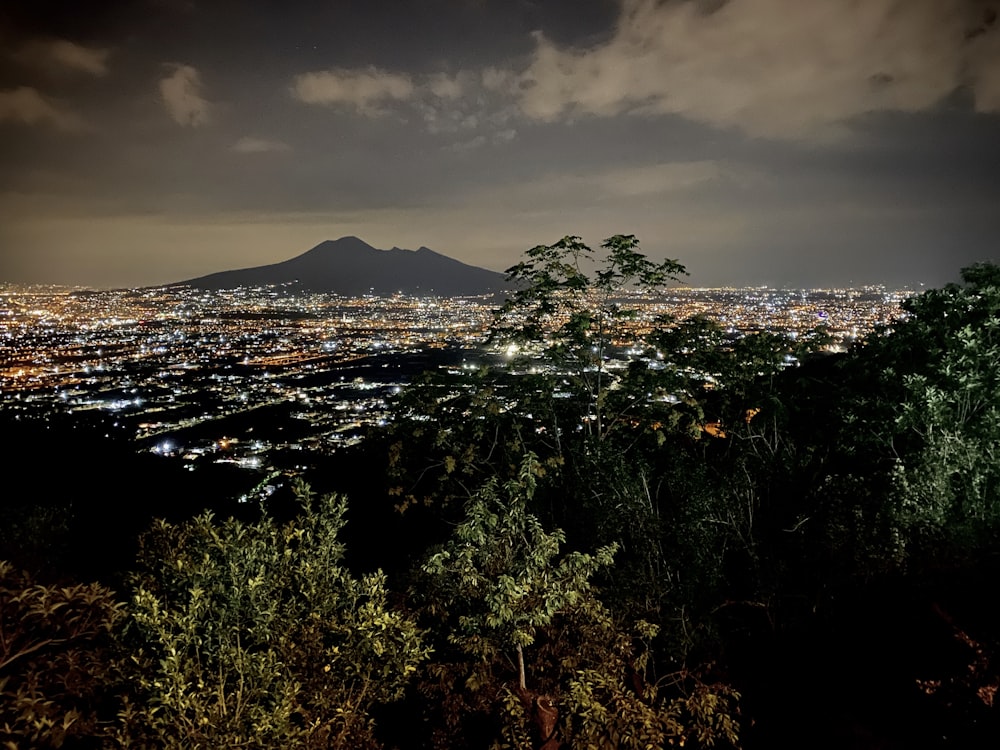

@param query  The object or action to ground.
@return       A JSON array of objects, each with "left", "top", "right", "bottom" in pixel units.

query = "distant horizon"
[
  {"left": 1, "top": 227, "right": 991, "bottom": 292},
  {"left": 0, "top": 275, "right": 929, "bottom": 297},
  {"left": 0, "top": 231, "right": 987, "bottom": 293}
]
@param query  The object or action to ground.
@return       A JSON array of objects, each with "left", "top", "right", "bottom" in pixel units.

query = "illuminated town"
[{"left": 1, "top": 282, "right": 910, "bottom": 494}]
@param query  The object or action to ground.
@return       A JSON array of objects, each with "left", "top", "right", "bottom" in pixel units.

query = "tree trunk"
[
  {"left": 515, "top": 682, "right": 560, "bottom": 749},
  {"left": 515, "top": 646, "right": 560, "bottom": 748}
]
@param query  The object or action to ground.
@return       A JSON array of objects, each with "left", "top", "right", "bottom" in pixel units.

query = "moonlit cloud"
[
  {"left": 159, "top": 64, "right": 211, "bottom": 127},
  {"left": 0, "top": 86, "right": 84, "bottom": 130},
  {"left": 294, "top": 65, "right": 518, "bottom": 145},
  {"left": 231, "top": 137, "right": 291, "bottom": 153},
  {"left": 291, "top": 67, "right": 414, "bottom": 115},
  {"left": 516, "top": 0, "right": 1000, "bottom": 139},
  {"left": 428, "top": 72, "right": 465, "bottom": 99},
  {"left": 285, "top": 0, "right": 1000, "bottom": 145},
  {"left": 481, "top": 67, "right": 516, "bottom": 93},
  {"left": 14, "top": 39, "right": 111, "bottom": 76}
]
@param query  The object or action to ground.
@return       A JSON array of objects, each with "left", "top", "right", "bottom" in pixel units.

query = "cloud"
[
  {"left": 968, "top": 21, "right": 1000, "bottom": 112},
  {"left": 516, "top": 0, "right": 1000, "bottom": 139},
  {"left": 159, "top": 64, "right": 210, "bottom": 126},
  {"left": 428, "top": 72, "right": 465, "bottom": 99},
  {"left": 454, "top": 127, "right": 520, "bottom": 149},
  {"left": 291, "top": 67, "right": 414, "bottom": 115},
  {"left": 293, "top": 65, "right": 518, "bottom": 147},
  {"left": 482, "top": 66, "right": 516, "bottom": 93},
  {"left": 231, "top": 136, "right": 291, "bottom": 153},
  {"left": 0, "top": 86, "right": 84, "bottom": 130},
  {"left": 14, "top": 39, "right": 111, "bottom": 76},
  {"left": 289, "top": 1, "right": 1000, "bottom": 144}
]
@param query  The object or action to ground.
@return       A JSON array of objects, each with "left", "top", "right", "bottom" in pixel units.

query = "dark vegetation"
[{"left": 3, "top": 236, "right": 999, "bottom": 748}]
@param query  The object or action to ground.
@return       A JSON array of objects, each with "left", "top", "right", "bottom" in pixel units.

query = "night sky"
[{"left": 2, "top": 0, "right": 999, "bottom": 289}]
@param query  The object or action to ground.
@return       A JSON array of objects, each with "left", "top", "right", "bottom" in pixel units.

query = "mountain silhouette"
[{"left": 174, "top": 236, "right": 507, "bottom": 296}]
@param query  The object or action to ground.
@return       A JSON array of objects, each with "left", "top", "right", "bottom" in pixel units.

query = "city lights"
[{"left": 0, "top": 282, "right": 909, "bottom": 476}]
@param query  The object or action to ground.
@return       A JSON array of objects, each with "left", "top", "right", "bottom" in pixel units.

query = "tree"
[
  {"left": 117, "top": 483, "right": 429, "bottom": 749},
  {"left": 873, "top": 263, "right": 1000, "bottom": 564},
  {"left": 414, "top": 453, "right": 615, "bottom": 747},
  {"left": 413, "top": 454, "right": 740, "bottom": 749},
  {"left": 762, "top": 262, "right": 1000, "bottom": 585},
  {"left": 381, "top": 234, "right": 693, "bottom": 526},
  {"left": 494, "top": 234, "right": 687, "bottom": 441}
]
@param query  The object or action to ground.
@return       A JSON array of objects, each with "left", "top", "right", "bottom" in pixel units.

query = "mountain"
[{"left": 173, "top": 236, "right": 508, "bottom": 296}]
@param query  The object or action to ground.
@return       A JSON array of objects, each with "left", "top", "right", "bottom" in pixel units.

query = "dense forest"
[{"left": 3, "top": 236, "right": 999, "bottom": 749}]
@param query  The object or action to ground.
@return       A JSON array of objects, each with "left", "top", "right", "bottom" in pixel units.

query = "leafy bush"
[
  {"left": 117, "top": 482, "right": 429, "bottom": 749},
  {"left": 0, "top": 561, "right": 124, "bottom": 748}
]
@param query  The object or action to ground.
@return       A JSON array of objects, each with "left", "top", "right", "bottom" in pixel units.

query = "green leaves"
[
  {"left": 119, "top": 482, "right": 429, "bottom": 748},
  {"left": 494, "top": 235, "right": 687, "bottom": 441},
  {"left": 410, "top": 453, "right": 739, "bottom": 749},
  {"left": 777, "top": 262, "right": 1000, "bottom": 579},
  {"left": 422, "top": 453, "right": 617, "bottom": 659}
]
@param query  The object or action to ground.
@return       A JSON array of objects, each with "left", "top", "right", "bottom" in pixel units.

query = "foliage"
[
  {"left": 9, "top": 254, "right": 1000, "bottom": 748},
  {"left": 382, "top": 235, "right": 688, "bottom": 525},
  {"left": 886, "top": 264, "right": 1000, "bottom": 561},
  {"left": 378, "top": 244, "right": 1000, "bottom": 746},
  {"left": 384, "top": 366, "right": 538, "bottom": 514},
  {"left": 412, "top": 454, "right": 615, "bottom": 746},
  {"left": 788, "top": 262, "right": 1000, "bottom": 577},
  {"left": 562, "top": 617, "right": 740, "bottom": 750},
  {"left": 494, "top": 234, "right": 687, "bottom": 441},
  {"left": 0, "top": 561, "right": 124, "bottom": 749},
  {"left": 117, "top": 482, "right": 429, "bottom": 749},
  {"left": 413, "top": 454, "right": 741, "bottom": 749},
  {"left": 916, "top": 602, "right": 999, "bottom": 738},
  {"left": 421, "top": 453, "right": 617, "bottom": 665},
  {"left": 647, "top": 315, "right": 828, "bottom": 423}
]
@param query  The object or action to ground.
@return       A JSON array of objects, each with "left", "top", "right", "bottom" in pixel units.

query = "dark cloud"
[
  {"left": 11, "top": 38, "right": 111, "bottom": 76},
  {"left": 0, "top": 86, "right": 84, "bottom": 130}
]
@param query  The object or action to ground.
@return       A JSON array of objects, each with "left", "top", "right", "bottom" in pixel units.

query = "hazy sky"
[{"left": 2, "top": 0, "right": 999, "bottom": 289}]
